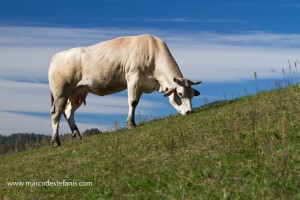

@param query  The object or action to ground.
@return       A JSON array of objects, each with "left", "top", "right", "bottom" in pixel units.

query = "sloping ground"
[{"left": 1, "top": 86, "right": 300, "bottom": 199}]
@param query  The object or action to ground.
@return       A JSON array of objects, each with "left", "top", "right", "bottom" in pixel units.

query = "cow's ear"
[
  {"left": 164, "top": 87, "right": 176, "bottom": 97},
  {"left": 189, "top": 80, "right": 202, "bottom": 85},
  {"left": 194, "top": 89, "right": 200, "bottom": 96}
]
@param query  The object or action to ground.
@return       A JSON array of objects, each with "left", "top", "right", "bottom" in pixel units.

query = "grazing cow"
[{"left": 49, "top": 34, "right": 201, "bottom": 146}]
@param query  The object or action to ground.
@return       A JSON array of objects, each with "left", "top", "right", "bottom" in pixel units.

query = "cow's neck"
[
  {"left": 156, "top": 60, "right": 183, "bottom": 92},
  {"left": 153, "top": 44, "right": 184, "bottom": 92}
]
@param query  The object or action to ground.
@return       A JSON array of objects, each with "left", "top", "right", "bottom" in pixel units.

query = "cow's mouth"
[{"left": 180, "top": 110, "right": 193, "bottom": 116}]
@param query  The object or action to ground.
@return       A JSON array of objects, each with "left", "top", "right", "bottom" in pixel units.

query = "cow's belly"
[
  {"left": 78, "top": 73, "right": 159, "bottom": 96},
  {"left": 89, "top": 79, "right": 127, "bottom": 96}
]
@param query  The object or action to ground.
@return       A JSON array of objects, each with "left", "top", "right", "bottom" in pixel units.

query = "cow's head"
[{"left": 164, "top": 77, "right": 201, "bottom": 115}]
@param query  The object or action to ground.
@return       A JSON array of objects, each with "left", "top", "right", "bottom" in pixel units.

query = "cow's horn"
[{"left": 189, "top": 80, "right": 202, "bottom": 85}]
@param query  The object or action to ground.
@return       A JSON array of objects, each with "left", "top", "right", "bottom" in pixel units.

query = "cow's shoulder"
[{"left": 136, "top": 34, "right": 164, "bottom": 44}]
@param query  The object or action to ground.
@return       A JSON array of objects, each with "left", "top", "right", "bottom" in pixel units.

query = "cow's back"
[{"left": 83, "top": 34, "right": 159, "bottom": 73}]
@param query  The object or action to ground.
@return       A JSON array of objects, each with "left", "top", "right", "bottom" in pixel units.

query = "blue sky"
[
  {"left": 1, "top": 0, "right": 300, "bottom": 135},
  {"left": 3, "top": 1, "right": 252, "bottom": 28},
  {"left": 1, "top": 0, "right": 300, "bottom": 32}
]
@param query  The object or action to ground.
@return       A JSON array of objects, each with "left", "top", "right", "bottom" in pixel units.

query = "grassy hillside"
[{"left": 1, "top": 86, "right": 300, "bottom": 199}]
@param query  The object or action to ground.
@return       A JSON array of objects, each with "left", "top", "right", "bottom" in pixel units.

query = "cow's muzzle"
[{"left": 181, "top": 110, "right": 194, "bottom": 116}]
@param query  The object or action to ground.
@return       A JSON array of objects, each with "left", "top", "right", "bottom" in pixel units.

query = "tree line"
[{"left": 0, "top": 128, "right": 103, "bottom": 155}]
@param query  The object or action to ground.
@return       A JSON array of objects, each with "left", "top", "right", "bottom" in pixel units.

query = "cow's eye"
[{"left": 178, "top": 92, "right": 183, "bottom": 97}]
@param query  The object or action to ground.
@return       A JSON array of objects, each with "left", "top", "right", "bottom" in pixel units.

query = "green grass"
[{"left": 1, "top": 86, "right": 300, "bottom": 199}]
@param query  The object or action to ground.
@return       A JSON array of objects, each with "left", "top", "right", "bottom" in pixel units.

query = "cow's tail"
[{"left": 50, "top": 92, "right": 55, "bottom": 115}]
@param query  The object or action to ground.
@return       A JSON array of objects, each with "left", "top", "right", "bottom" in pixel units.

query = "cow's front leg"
[
  {"left": 127, "top": 99, "right": 139, "bottom": 128},
  {"left": 127, "top": 77, "right": 142, "bottom": 128}
]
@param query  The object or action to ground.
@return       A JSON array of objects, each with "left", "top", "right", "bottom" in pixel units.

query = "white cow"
[{"left": 49, "top": 34, "right": 201, "bottom": 146}]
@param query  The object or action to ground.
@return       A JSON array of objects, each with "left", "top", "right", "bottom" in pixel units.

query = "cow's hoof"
[
  {"left": 51, "top": 139, "right": 61, "bottom": 146},
  {"left": 127, "top": 122, "right": 136, "bottom": 129},
  {"left": 72, "top": 130, "right": 82, "bottom": 140}
]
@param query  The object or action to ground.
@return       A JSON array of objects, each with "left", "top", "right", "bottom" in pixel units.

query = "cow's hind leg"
[
  {"left": 63, "top": 88, "right": 88, "bottom": 140},
  {"left": 63, "top": 100, "right": 82, "bottom": 140},
  {"left": 50, "top": 96, "right": 68, "bottom": 146}
]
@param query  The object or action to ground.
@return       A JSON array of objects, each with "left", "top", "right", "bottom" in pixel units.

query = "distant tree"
[
  {"left": 0, "top": 128, "right": 103, "bottom": 155},
  {"left": 0, "top": 133, "right": 51, "bottom": 155},
  {"left": 83, "top": 128, "right": 102, "bottom": 137}
]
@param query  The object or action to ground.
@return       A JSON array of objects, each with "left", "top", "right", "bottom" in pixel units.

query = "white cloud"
[
  {"left": 162, "top": 32, "right": 300, "bottom": 81},
  {"left": 172, "top": 44, "right": 299, "bottom": 82},
  {"left": 1, "top": 26, "right": 300, "bottom": 135}
]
